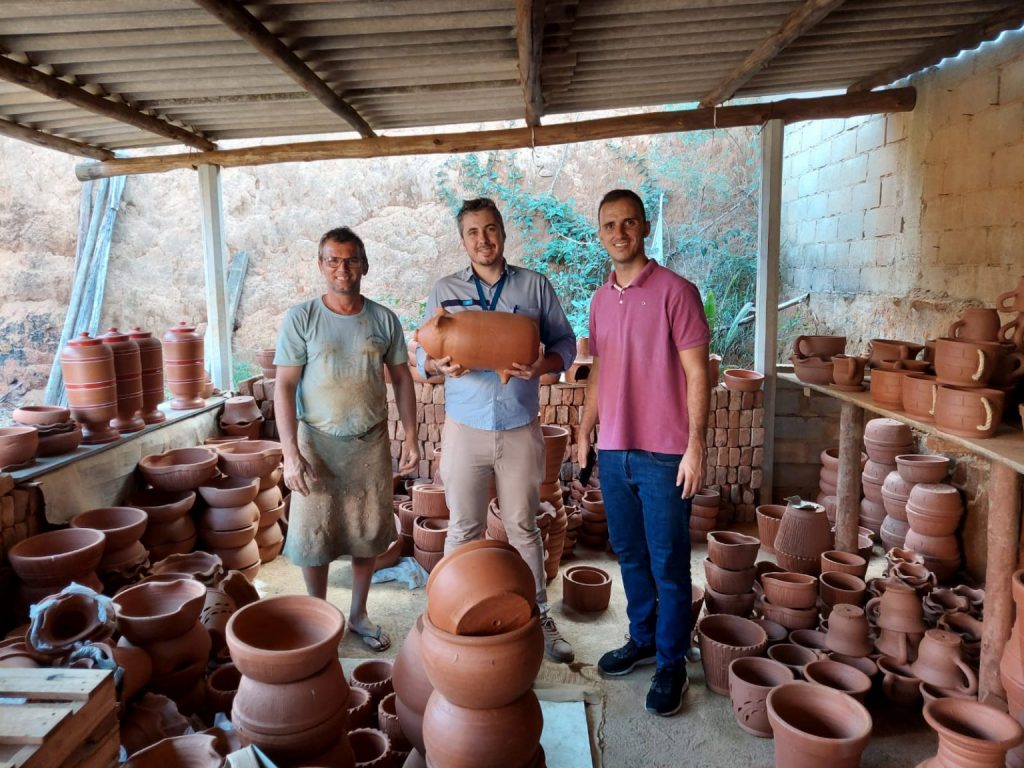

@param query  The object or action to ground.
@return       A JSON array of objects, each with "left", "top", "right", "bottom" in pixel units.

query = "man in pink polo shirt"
[{"left": 577, "top": 189, "right": 710, "bottom": 716}]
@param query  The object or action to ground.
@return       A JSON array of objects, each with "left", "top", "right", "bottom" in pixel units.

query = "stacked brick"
[
  {"left": 237, "top": 375, "right": 279, "bottom": 440},
  {"left": 704, "top": 385, "right": 766, "bottom": 522},
  {"left": 0, "top": 475, "right": 44, "bottom": 631}
]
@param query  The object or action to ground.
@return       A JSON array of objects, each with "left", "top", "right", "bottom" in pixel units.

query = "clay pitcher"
[
  {"left": 998, "top": 315, "right": 1024, "bottom": 350},
  {"left": 101, "top": 327, "right": 146, "bottom": 433},
  {"left": 415, "top": 308, "right": 541, "bottom": 384},
  {"left": 948, "top": 308, "right": 1001, "bottom": 342},
  {"left": 910, "top": 629, "right": 977, "bottom": 695},
  {"left": 831, "top": 354, "right": 868, "bottom": 387}
]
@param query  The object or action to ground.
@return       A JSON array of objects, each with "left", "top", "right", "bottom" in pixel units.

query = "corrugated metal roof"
[{"left": 0, "top": 0, "right": 1018, "bottom": 157}]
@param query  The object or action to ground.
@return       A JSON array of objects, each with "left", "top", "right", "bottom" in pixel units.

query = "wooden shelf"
[{"left": 777, "top": 372, "right": 1024, "bottom": 473}]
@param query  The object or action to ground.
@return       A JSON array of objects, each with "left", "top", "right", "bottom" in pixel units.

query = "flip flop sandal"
[{"left": 353, "top": 624, "right": 391, "bottom": 652}]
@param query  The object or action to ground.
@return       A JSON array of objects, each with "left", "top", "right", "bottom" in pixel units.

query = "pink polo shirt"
[{"left": 588, "top": 260, "right": 710, "bottom": 454}]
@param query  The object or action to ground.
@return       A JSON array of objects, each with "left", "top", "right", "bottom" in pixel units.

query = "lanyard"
[{"left": 473, "top": 273, "right": 507, "bottom": 311}]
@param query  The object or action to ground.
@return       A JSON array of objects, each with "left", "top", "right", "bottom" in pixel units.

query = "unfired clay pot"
[
  {"left": 60, "top": 332, "right": 120, "bottom": 444},
  {"left": 766, "top": 681, "right": 872, "bottom": 768},
  {"left": 728, "top": 656, "right": 795, "bottom": 737},
  {"left": 415, "top": 308, "right": 541, "bottom": 384},
  {"left": 698, "top": 614, "right": 768, "bottom": 695},
  {"left": 922, "top": 698, "right": 1023, "bottom": 768},
  {"left": 422, "top": 690, "right": 542, "bottom": 768},
  {"left": 162, "top": 322, "right": 205, "bottom": 410}
]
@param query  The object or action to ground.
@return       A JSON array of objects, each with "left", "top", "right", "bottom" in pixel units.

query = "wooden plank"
[
  {"left": 225, "top": 250, "right": 250, "bottom": 332},
  {"left": 848, "top": 5, "right": 1024, "bottom": 92},
  {"left": 514, "top": 0, "right": 545, "bottom": 126},
  {"left": 75, "top": 86, "right": 915, "bottom": 179},
  {"left": 699, "top": 0, "right": 848, "bottom": 106},
  {"left": 0, "top": 118, "right": 113, "bottom": 159},
  {"left": 85, "top": 176, "right": 127, "bottom": 336},
  {"left": 64, "top": 724, "right": 118, "bottom": 768},
  {"left": 198, "top": 164, "right": 232, "bottom": 391},
  {"left": 835, "top": 401, "right": 865, "bottom": 553}
]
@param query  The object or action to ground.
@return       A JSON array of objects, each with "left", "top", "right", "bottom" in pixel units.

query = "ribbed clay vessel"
[
  {"left": 697, "top": 614, "right": 768, "bottom": 695},
  {"left": 129, "top": 326, "right": 166, "bottom": 424},
  {"left": 100, "top": 327, "right": 145, "bottom": 432},
  {"left": 162, "top": 321, "right": 205, "bottom": 410},
  {"left": 773, "top": 500, "right": 832, "bottom": 575},
  {"left": 60, "top": 331, "right": 120, "bottom": 444}
]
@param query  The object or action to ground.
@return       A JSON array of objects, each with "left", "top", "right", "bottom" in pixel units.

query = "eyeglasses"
[{"left": 320, "top": 256, "right": 364, "bottom": 270}]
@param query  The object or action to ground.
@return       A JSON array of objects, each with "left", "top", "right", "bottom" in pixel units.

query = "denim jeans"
[{"left": 598, "top": 449, "right": 692, "bottom": 669}]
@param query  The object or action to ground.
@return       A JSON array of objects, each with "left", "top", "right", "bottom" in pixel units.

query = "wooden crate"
[{"left": 0, "top": 668, "right": 118, "bottom": 768}]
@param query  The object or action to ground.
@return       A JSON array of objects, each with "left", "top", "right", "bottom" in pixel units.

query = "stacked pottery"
[
  {"left": 766, "top": 681, "right": 873, "bottom": 768},
  {"left": 255, "top": 348, "right": 277, "bottom": 381},
  {"left": 70, "top": 506, "right": 149, "bottom": 593},
  {"left": 932, "top": 331, "right": 1018, "bottom": 438},
  {"left": 254, "top": 480, "right": 286, "bottom": 564},
  {"left": 0, "top": 426, "right": 39, "bottom": 471},
  {"left": 128, "top": 327, "right": 166, "bottom": 424},
  {"left": 377, "top": 693, "right": 411, "bottom": 762},
  {"left": 562, "top": 565, "right": 612, "bottom": 612},
  {"left": 100, "top": 327, "right": 146, "bottom": 433},
  {"left": 861, "top": 418, "right": 913, "bottom": 536},
  {"left": 689, "top": 487, "right": 720, "bottom": 543},
  {"left": 130, "top": 489, "right": 199, "bottom": 562},
  {"left": 578, "top": 489, "right": 608, "bottom": 548},
  {"left": 755, "top": 504, "right": 786, "bottom": 555},
  {"left": 697, "top": 613, "right": 768, "bottom": 695},
  {"left": 8, "top": 528, "right": 106, "bottom": 616},
  {"left": 881, "top": 454, "right": 950, "bottom": 552},
  {"left": 221, "top": 396, "right": 265, "bottom": 440},
  {"left": 1000, "top": 570, "right": 1024, "bottom": 767},
  {"left": 59, "top": 331, "right": 120, "bottom": 444},
  {"left": 759, "top": 572, "right": 819, "bottom": 631},
  {"left": 197, "top": 476, "right": 261, "bottom": 578},
  {"left": 867, "top": 581, "right": 926, "bottom": 666},
  {"left": 137, "top": 447, "right": 218, "bottom": 558},
  {"left": 904, "top": 483, "right": 963, "bottom": 583},
  {"left": 538, "top": 430, "right": 569, "bottom": 580},
  {"left": 703, "top": 531, "right": 759, "bottom": 617},
  {"left": 397, "top": 500, "right": 417, "bottom": 557},
  {"left": 227, "top": 595, "right": 355, "bottom": 766},
  {"left": 420, "top": 541, "right": 544, "bottom": 767},
  {"left": 162, "top": 322, "right": 206, "bottom": 410},
  {"left": 772, "top": 498, "right": 831, "bottom": 576},
  {"left": 561, "top": 501, "right": 582, "bottom": 559},
  {"left": 13, "top": 405, "right": 82, "bottom": 458},
  {"left": 114, "top": 578, "right": 210, "bottom": 714},
  {"left": 411, "top": 484, "right": 448, "bottom": 573},
  {"left": 817, "top": 448, "right": 867, "bottom": 519},
  {"left": 392, "top": 615, "right": 434, "bottom": 758}
]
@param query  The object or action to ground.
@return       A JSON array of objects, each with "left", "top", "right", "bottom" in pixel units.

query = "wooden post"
[
  {"left": 197, "top": 164, "right": 232, "bottom": 391},
  {"left": 835, "top": 401, "right": 864, "bottom": 552},
  {"left": 980, "top": 461, "right": 1022, "bottom": 703},
  {"left": 755, "top": 118, "right": 783, "bottom": 504}
]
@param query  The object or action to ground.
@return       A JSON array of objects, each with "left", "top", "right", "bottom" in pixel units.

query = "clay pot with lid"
[
  {"left": 162, "top": 322, "right": 205, "bottom": 410},
  {"left": 127, "top": 327, "right": 166, "bottom": 424},
  {"left": 766, "top": 681, "right": 872, "bottom": 768},
  {"left": 728, "top": 656, "right": 795, "bottom": 737},
  {"left": 902, "top": 373, "right": 938, "bottom": 422},
  {"left": 60, "top": 332, "right": 120, "bottom": 444},
  {"left": 100, "top": 327, "right": 146, "bottom": 433},
  {"left": 923, "top": 698, "right": 1023, "bottom": 768},
  {"left": 697, "top": 614, "right": 768, "bottom": 695}
]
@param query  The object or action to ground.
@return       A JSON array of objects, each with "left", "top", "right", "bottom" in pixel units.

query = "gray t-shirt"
[{"left": 275, "top": 296, "right": 408, "bottom": 438}]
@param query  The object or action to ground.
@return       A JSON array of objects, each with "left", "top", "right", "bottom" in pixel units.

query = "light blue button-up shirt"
[{"left": 417, "top": 264, "right": 576, "bottom": 431}]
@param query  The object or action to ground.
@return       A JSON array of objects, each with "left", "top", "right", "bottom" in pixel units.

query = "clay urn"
[
  {"left": 707, "top": 530, "right": 760, "bottom": 570},
  {"left": 766, "top": 681, "right": 872, "bottom": 768},
  {"left": 922, "top": 698, "right": 1023, "bottom": 768},
  {"left": 755, "top": 504, "right": 786, "bottom": 554},
  {"left": 824, "top": 604, "right": 873, "bottom": 658},
  {"left": 727, "top": 656, "right": 795, "bottom": 737},
  {"left": 162, "top": 321, "right": 206, "bottom": 410},
  {"left": 99, "top": 327, "right": 146, "bottom": 433},
  {"left": 414, "top": 307, "right": 541, "bottom": 384},
  {"left": 802, "top": 658, "right": 872, "bottom": 703},
  {"left": 138, "top": 447, "right": 218, "bottom": 492},
  {"left": 422, "top": 690, "right": 542, "bottom": 768},
  {"left": 113, "top": 578, "right": 207, "bottom": 645},
  {"left": 723, "top": 368, "right": 764, "bottom": 391},
  {"left": 697, "top": 614, "right": 768, "bottom": 695},
  {"left": 59, "top": 332, "right": 120, "bottom": 444},
  {"left": 127, "top": 327, "right": 166, "bottom": 424},
  {"left": 910, "top": 629, "right": 978, "bottom": 695},
  {"left": 562, "top": 565, "right": 612, "bottom": 612}
]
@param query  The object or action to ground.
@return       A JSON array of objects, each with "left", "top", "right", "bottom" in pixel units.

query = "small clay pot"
[
  {"left": 348, "top": 728, "right": 392, "bottom": 768},
  {"left": 198, "top": 476, "right": 260, "bottom": 508},
  {"left": 802, "top": 658, "right": 872, "bottom": 702},
  {"left": 129, "top": 489, "right": 196, "bottom": 524},
  {"left": 728, "top": 656, "right": 794, "bottom": 737},
  {"left": 350, "top": 658, "right": 395, "bottom": 709},
  {"left": 789, "top": 629, "right": 829, "bottom": 654},
  {"left": 697, "top": 614, "right": 767, "bottom": 695},
  {"left": 820, "top": 550, "right": 867, "bottom": 580},
  {"left": 824, "top": 604, "right": 873, "bottom": 658},
  {"left": 755, "top": 504, "right": 786, "bottom": 554},
  {"left": 12, "top": 405, "right": 70, "bottom": 426},
  {"left": 762, "top": 572, "right": 818, "bottom": 610},
  {"left": 758, "top": 595, "right": 819, "bottom": 631},
  {"left": 703, "top": 558, "right": 756, "bottom": 596},
  {"left": 378, "top": 692, "right": 412, "bottom": 751},
  {"left": 70, "top": 506, "right": 148, "bottom": 551},
  {"left": 878, "top": 655, "right": 922, "bottom": 705},
  {"left": 819, "top": 571, "right": 867, "bottom": 609},
  {"left": 412, "top": 517, "right": 448, "bottom": 553},
  {"left": 562, "top": 566, "right": 612, "bottom": 612},
  {"left": 138, "top": 448, "right": 218, "bottom": 492},
  {"left": 723, "top": 368, "right": 764, "bottom": 391},
  {"left": 752, "top": 618, "right": 789, "bottom": 647},
  {"left": 767, "top": 643, "right": 821, "bottom": 679},
  {"left": 411, "top": 484, "right": 448, "bottom": 518},
  {"left": 215, "top": 440, "right": 284, "bottom": 480},
  {"left": 766, "top": 681, "right": 872, "bottom": 768},
  {"left": 347, "top": 685, "right": 374, "bottom": 731}
]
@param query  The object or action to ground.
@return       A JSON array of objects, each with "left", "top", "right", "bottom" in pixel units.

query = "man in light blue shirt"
[{"left": 417, "top": 197, "right": 577, "bottom": 662}]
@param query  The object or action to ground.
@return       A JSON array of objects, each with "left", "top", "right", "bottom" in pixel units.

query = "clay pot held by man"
[{"left": 415, "top": 308, "right": 541, "bottom": 384}]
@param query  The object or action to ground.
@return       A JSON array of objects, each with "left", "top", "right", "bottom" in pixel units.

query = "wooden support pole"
[
  {"left": 514, "top": 0, "right": 545, "bottom": 126},
  {"left": 0, "top": 117, "right": 114, "bottom": 160},
  {"left": 835, "top": 401, "right": 865, "bottom": 553},
  {"left": 980, "top": 461, "right": 1022, "bottom": 703},
  {"left": 197, "top": 164, "right": 232, "bottom": 391},
  {"left": 75, "top": 87, "right": 916, "bottom": 181},
  {"left": 755, "top": 118, "right": 783, "bottom": 504}
]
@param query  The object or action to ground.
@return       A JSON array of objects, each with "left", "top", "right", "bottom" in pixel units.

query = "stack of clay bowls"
[
  {"left": 0, "top": 425, "right": 39, "bottom": 472},
  {"left": 114, "top": 577, "right": 210, "bottom": 714},
  {"left": 772, "top": 498, "right": 831, "bottom": 576},
  {"left": 817, "top": 448, "right": 867, "bottom": 521},
  {"left": 197, "top": 476, "right": 261, "bottom": 578},
  {"left": 562, "top": 565, "right": 612, "bottom": 613},
  {"left": 861, "top": 418, "right": 913, "bottom": 536},
  {"left": 1000, "top": 569, "right": 1024, "bottom": 767},
  {"left": 867, "top": 580, "right": 926, "bottom": 670},
  {"left": 420, "top": 541, "right": 544, "bottom": 767},
  {"left": 228, "top": 595, "right": 355, "bottom": 766},
  {"left": 137, "top": 447, "right": 218, "bottom": 558},
  {"left": 790, "top": 335, "right": 845, "bottom": 385},
  {"left": 543, "top": 499, "right": 568, "bottom": 579},
  {"left": 578, "top": 489, "right": 608, "bottom": 549},
  {"left": 8, "top": 527, "right": 107, "bottom": 615},
  {"left": 59, "top": 331, "right": 120, "bottom": 444},
  {"left": 904, "top": 482, "right": 963, "bottom": 583},
  {"left": 220, "top": 396, "right": 265, "bottom": 440},
  {"left": 130, "top": 488, "right": 199, "bottom": 562},
  {"left": 255, "top": 348, "right": 277, "bottom": 381},
  {"left": 346, "top": 660, "right": 396, "bottom": 763},
  {"left": 254, "top": 477, "right": 286, "bottom": 564},
  {"left": 755, "top": 503, "right": 786, "bottom": 554},
  {"left": 689, "top": 487, "right": 720, "bottom": 543},
  {"left": 703, "top": 531, "right": 759, "bottom": 617},
  {"left": 880, "top": 454, "right": 950, "bottom": 552},
  {"left": 13, "top": 405, "right": 81, "bottom": 458},
  {"left": 411, "top": 484, "right": 448, "bottom": 572},
  {"left": 759, "top": 572, "right": 819, "bottom": 631},
  {"left": 561, "top": 501, "right": 582, "bottom": 559},
  {"left": 70, "top": 506, "right": 149, "bottom": 592},
  {"left": 539, "top": 427, "right": 569, "bottom": 579}
]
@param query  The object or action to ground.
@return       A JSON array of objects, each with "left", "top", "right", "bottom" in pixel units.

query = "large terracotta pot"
[
  {"left": 766, "top": 681, "right": 872, "bottom": 768},
  {"left": 100, "top": 327, "right": 146, "bottom": 433},
  {"left": 60, "top": 331, "right": 120, "bottom": 444},
  {"left": 233, "top": 659, "right": 349, "bottom": 734},
  {"left": 393, "top": 616, "right": 433, "bottom": 715},
  {"left": 728, "top": 656, "right": 794, "bottom": 737},
  {"left": 113, "top": 578, "right": 207, "bottom": 645},
  {"left": 8, "top": 527, "right": 107, "bottom": 586},
  {"left": 922, "top": 698, "right": 1023, "bottom": 768},
  {"left": 697, "top": 614, "right": 768, "bottom": 695},
  {"left": 162, "top": 321, "right": 205, "bottom": 410},
  {"left": 422, "top": 690, "right": 543, "bottom": 768},
  {"left": 415, "top": 308, "right": 541, "bottom": 384},
  {"left": 128, "top": 327, "right": 166, "bottom": 424}
]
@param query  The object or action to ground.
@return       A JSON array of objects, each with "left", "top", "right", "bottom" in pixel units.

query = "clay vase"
[
  {"left": 59, "top": 331, "right": 120, "bottom": 444},
  {"left": 934, "top": 385, "right": 1005, "bottom": 439},
  {"left": 766, "top": 681, "right": 872, "bottom": 768},
  {"left": 422, "top": 690, "right": 542, "bottom": 768},
  {"left": 922, "top": 698, "right": 1023, "bottom": 768},
  {"left": 414, "top": 308, "right": 541, "bottom": 384},
  {"left": 697, "top": 614, "right": 768, "bottom": 696},
  {"left": 727, "top": 656, "right": 795, "bottom": 737},
  {"left": 910, "top": 630, "right": 977, "bottom": 695},
  {"left": 162, "top": 321, "right": 205, "bottom": 410},
  {"left": 830, "top": 354, "right": 868, "bottom": 389},
  {"left": 100, "top": 327, "right": 146, "bottom": 432},
  {"left": 127, "top": 327, "right": 166, "bottom": 424},
  {"left": 773, "top": 500, "right": 832, "bottom": 575}
]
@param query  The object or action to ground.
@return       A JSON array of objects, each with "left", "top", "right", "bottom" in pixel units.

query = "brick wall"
[
  {"left": 772, "top": 378, "right": 842, "bottom": 503},
  {"left": 780, "top": 31, "right": 1024, "bottom": 351}
]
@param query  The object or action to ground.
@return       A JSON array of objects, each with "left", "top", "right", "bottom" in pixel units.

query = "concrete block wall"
[
  {"left": 780, "top": 31, "right": 1024, "bottom": 351},
  {"left": 772, "top": 378, "right": 842, "bottom": 503}
]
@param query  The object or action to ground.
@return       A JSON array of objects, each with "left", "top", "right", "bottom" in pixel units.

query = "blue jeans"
[{"left": 598, "top": 449, "right": 692, "bottom": 669}]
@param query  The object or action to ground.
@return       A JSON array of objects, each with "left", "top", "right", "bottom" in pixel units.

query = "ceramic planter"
[
  {"left": 697, "top": 614, "right": 767, "bottom": 695},
  {"left": 704, "top": 585, "right": 756, "bottom": 617},
  {"left": 728, "top": 656, "right": 795, "bottom": 737},
  {"left": 922, "top": 698, "right": 1023, "bottom": 768},
  {"left": 934, "top": 337, "right": 998, "bottom": 387},
  {"left": 762, "top": 572, "right": 817, "bottom": 610},
  {"left": 348, "top": 728, "right": 392, "bottom": 768},
  {"left": 802, "top": 659, "right": 871, "bottom": 702},
  {"left": 820, "top": 550, "right": 867, "bottom": 579},
  {"left": 235, "top": 700, "right": 349, "bottom": 762},
  {"left": 410, "top": 484, "right": 448, "bottom": 518},
  {"left": 707, "top": 530, "right": 760, "bottom": 570},
  {"left": 113, "top": 578, "right": 207, "bottom": 645},
  {"left": 766, "top": 681, "right": 872, "bottom": 768},
  {"left": 758, "top": 596, "right": 818, "bottom": 631},
  {"left": 902, "top": 373, "right": 938, "bottom": 422},
  {"left": 868, "top": 338, "right": 924, "bottom": 366},
  {"left": 824, "top": 604, "right": 873, "bottom": 658},
  {"left": 562, "top": 566, "right": 612, "bottom": 612},
  {"left": 767, "top": 644, "right": 822, "bottom": 679},
  {"left": 350, "top": 658, "right": 395, "bottom": 709},
  {"left": 412, "top": 517, "right": 448, "bottom": 553},
  {"left": 819, "top": 571, "right": 866, "bottom": 609},
  {"left": 703, "top": 558, "right": 756, "bottom": 596}
]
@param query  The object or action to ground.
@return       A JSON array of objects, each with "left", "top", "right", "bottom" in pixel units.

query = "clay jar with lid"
[
  {"left": 100, "top": 327, "right": 145, "bottom": 433},
  {"left": 128, "top": 327, "right": 166, "bottom": 424},
  {"left": 60, "top": 332, "right": 120, "bottom": 444},
  {"left": 162, "top": 322, "right": 205, "bottom": 410}
]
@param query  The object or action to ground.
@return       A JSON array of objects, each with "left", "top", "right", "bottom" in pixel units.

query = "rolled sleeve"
[
  {"left": 415, "top": 285, "right": 442, "bottom": 378},
  {"left": 539, "top": 279, "right": 576, "bottom": 372}
]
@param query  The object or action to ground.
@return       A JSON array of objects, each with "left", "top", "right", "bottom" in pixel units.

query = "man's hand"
[
  {"left": 399, "top": 436, "right": 420, "bottom": 475},
  {"left": 430, "top": 355, "right": 467, "bottom": 378},
  {"left": 576, "top": 433, "right": 592, "bottom": 470},
  {"left": 676, "top": 448, "right": 705, "bottom": 500},
  {"left": 504, "top": 350, "right": 550, "bottom": 382},
  {"left": 283, "top": 450, "right": 317, "bottom": 497}
]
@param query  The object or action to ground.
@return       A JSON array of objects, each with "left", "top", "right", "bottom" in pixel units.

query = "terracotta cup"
[
  {"left": 948, "top": 307, "right": 1001, "bottom": 342},
  {"left": 934, "top": 384, "right": 1005, "bottom": 439}
]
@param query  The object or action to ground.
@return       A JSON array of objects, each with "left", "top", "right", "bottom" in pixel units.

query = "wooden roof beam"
[
  {"left": 699, "top": 0, "right": 847, "bottom": 107},
  {"left": 190, "top": 0, "right": 374, "bottom": 137},
  {"left": 0, "top": 55, "right": 215, "bottom": 150},
  {"left": 515, "top": 0, "right": 546, "bottom": 126},
  {"left": 0, "top": 117, "right": 114, "bottom": 159},
  {"left": 76, "top": 87, "right": 915, "bottom": 180},
  {"left": 849, "top": 4, "right": 1024, "bottom": 92}
]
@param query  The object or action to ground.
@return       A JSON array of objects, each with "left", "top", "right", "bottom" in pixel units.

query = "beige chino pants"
[{"left": 439, "top": 418, "right": 548, "bottom": 606}]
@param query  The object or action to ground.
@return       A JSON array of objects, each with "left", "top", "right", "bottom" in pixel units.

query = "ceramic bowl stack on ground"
[
  {"left": 8, "top": 527, "right": 107, "bottom": 616},
  {"left": 137, "top": 447, "right": 218, "bottom": 558},
  {"left": 410, "top": 484, "right": 448, "bottom": 572},
  {"left": 904, "top": 482, "right": 964, "bottom": 583},
  {"left": 539, "top": 426, "right": 569, "bottom": 580},
  {"left": 577, "top": 488, "right": 608, "bottom": 549},
  {"left": 227, "top": 595, "right": 355, "bottom": 766},
  {"left": 703, "top": 531, "right": 759, "bottom": 617},
  {"left": 70, "top": 506, "right": 149, "bottom": 592},
  {"left": 13, "top": 405, "right": 82, "bottom": 458},
  {"left": 197, "top": 476, "right": 261, "bottom": 577},
  {"left": 562, "top": 565, "right": 613, "bottom": 613},
  {"left": 220, "top": 396, "right": 265, "bottom": 440},
  {"left": 772, "top": 498, "right": 832, "bottom": 576},
  {"left": 755, "top": 503, "right": 786, "bottom": 554},
  {"left": 130, "top": 488, "right": 199, "bottom": 562},
  {"left": 213, "top": 440, "right": 286, "bottom": 580},
  {"left": 880, "top": 454, "right": 950, "bottom": 552},
  {"left": 114, "top": 577, "right": 211, "bottom": 714},
  {"left": 347, "top": 660, "right": 396, "bottom": 762},
  {"left": 689, "top": 487, "right": 720, "bottom": 543},
  {"left": 253, "top": 477, "right": 287, "bottom": 564},
  {"left": 420, "top": 541, "right": 544, "bottom": 768},
  {"left": 758, "top": 572, "right": 819, "bottom": 631},
  {"left": 861, "top": 418, "right": 914, "bottom": 537}
]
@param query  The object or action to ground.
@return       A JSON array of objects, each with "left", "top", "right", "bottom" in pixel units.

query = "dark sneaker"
[
  {"left": 541, "top": 615, "right": 575, "bottom": 663},
  {"left": 597, "top": 636, "right": 657, "bottom": 677},
  {"left": 646, "top": 666, "right": 689, "bottom": 717}
]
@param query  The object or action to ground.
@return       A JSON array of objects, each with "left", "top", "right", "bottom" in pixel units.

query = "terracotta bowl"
[
  {"left": 762, "top": 572, "right": 818, "bottom": 610},
  {"left": 258, "top": 501, "right": 285, "bottom": 529},
  {"left": 226, "top": 595, "right": 345, "bottom": 684},
  {"left": 803, "top": 658, "right": 872, "bottom": 702},
  {"left": 412, "top": 517, "right": 448, "bottom": 553},
  {"left": 704, "top": 585, "right": 757, "bottom": 617},
  {"left": 255, "top": 486, "right": 283, "bottom": 513},
  {"left": 789, "top": 629, "right": 829, "bottom": 654},
  {"left": 896, "top": 454, "right": 949, "bottom": 484},
  {"left": 820, "top": 550, "right": 868, "bottom": 579},
  {"left": 70, "top": 506, "right": 148, "bottom": 551},
  {"left": 758, "top": 595, "right": 819, "bottom": 630},
  {"left": 128, "top": 489, "right": 196, "bottom": 524},
  {"left": 215, "top": 440, "right": 283, "bottom": 479},
  {"left": 0, "top": 426, "right": 39, "bottom": 467},
  {"left": 201, "top": 520, "right": 258, "bottom": 549},
  {"left": 138, "top": 448, "right": 218, "bottom": 492},
  {"left": 203, "top": 503, "right": 260, "bottom": 532},
  {"left": 707, "top": 530, "right": 760, "bottom": 571},
  {"left": 12, "top": 405, "right": 71, "bottom": 426},
  {"left": 123, "top": 733, "right": 224, "bottom": 768},
  {"left": 259, "top": 466, "right": 284, "bottom": 491},
  {"left": 36, "top": 425, "right": 83, "bottom": 457},
  {"left": 723, "top": 368, "right": 764, "bottom": 392},
  {"left": 703, "top": 558, "right": 756, "bottom": 596},
  {"left": 767, "top": 643, "right": 821, "bottom": 678},
  {"left": 907, "top": 483, "right": 963, "bottom": 516},
  {"left": 113, "top": 577, "right": 207, "bottom": 644},
  {"left": 562, "top": 566, "right": 612, "bottom": 612},
  {"left": 149, "top": 551, "right": 224, "bottom": 585},
  {"left": 197, "top": 476, "right": 260, "bottom": 508},
  {"left": 212, "top": 540, "right": 261, "bottom": 571},
  {"left": 8, "top": 527, "right": 106, "bottom": 584}
]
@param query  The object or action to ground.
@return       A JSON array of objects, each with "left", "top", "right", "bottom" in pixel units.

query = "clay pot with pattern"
[
  {"left": 100, "top": 327, "right": 146, "bottom": 433},
  {"left": 697, "top": 614, "right": 768, "bottom": 695},
  {"left": 869, "top": 368, "right": 907, "bottom": 408},
  {"left": 934, "top": 337, "right": 999, "bottom": 387},
  {"left": 934, "top": 384, "right": 1005, "bottom": 439},
  {"left": 756, "top": 504, "right": 786, "bottom": 554},
  {"left": 766, "top": 681, "right": 872, "bottom": 768},
  {"left": 60, "top": 332, "right": 120, "bottom": 444},
  {"left": 350, "top": 659, "right": 394, "bottom": 710},
  {"left": 948, "top": 307, "right": 1001, "bottom": 342},
  {"left": 728, "top": 656, "right": 795, "bottom": 737},
  {"left": 162, "top": 322, "right": 205, "bottom": 410},
  {"left": 773, "top": 500, "right": 831, "bottom": 575}
]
